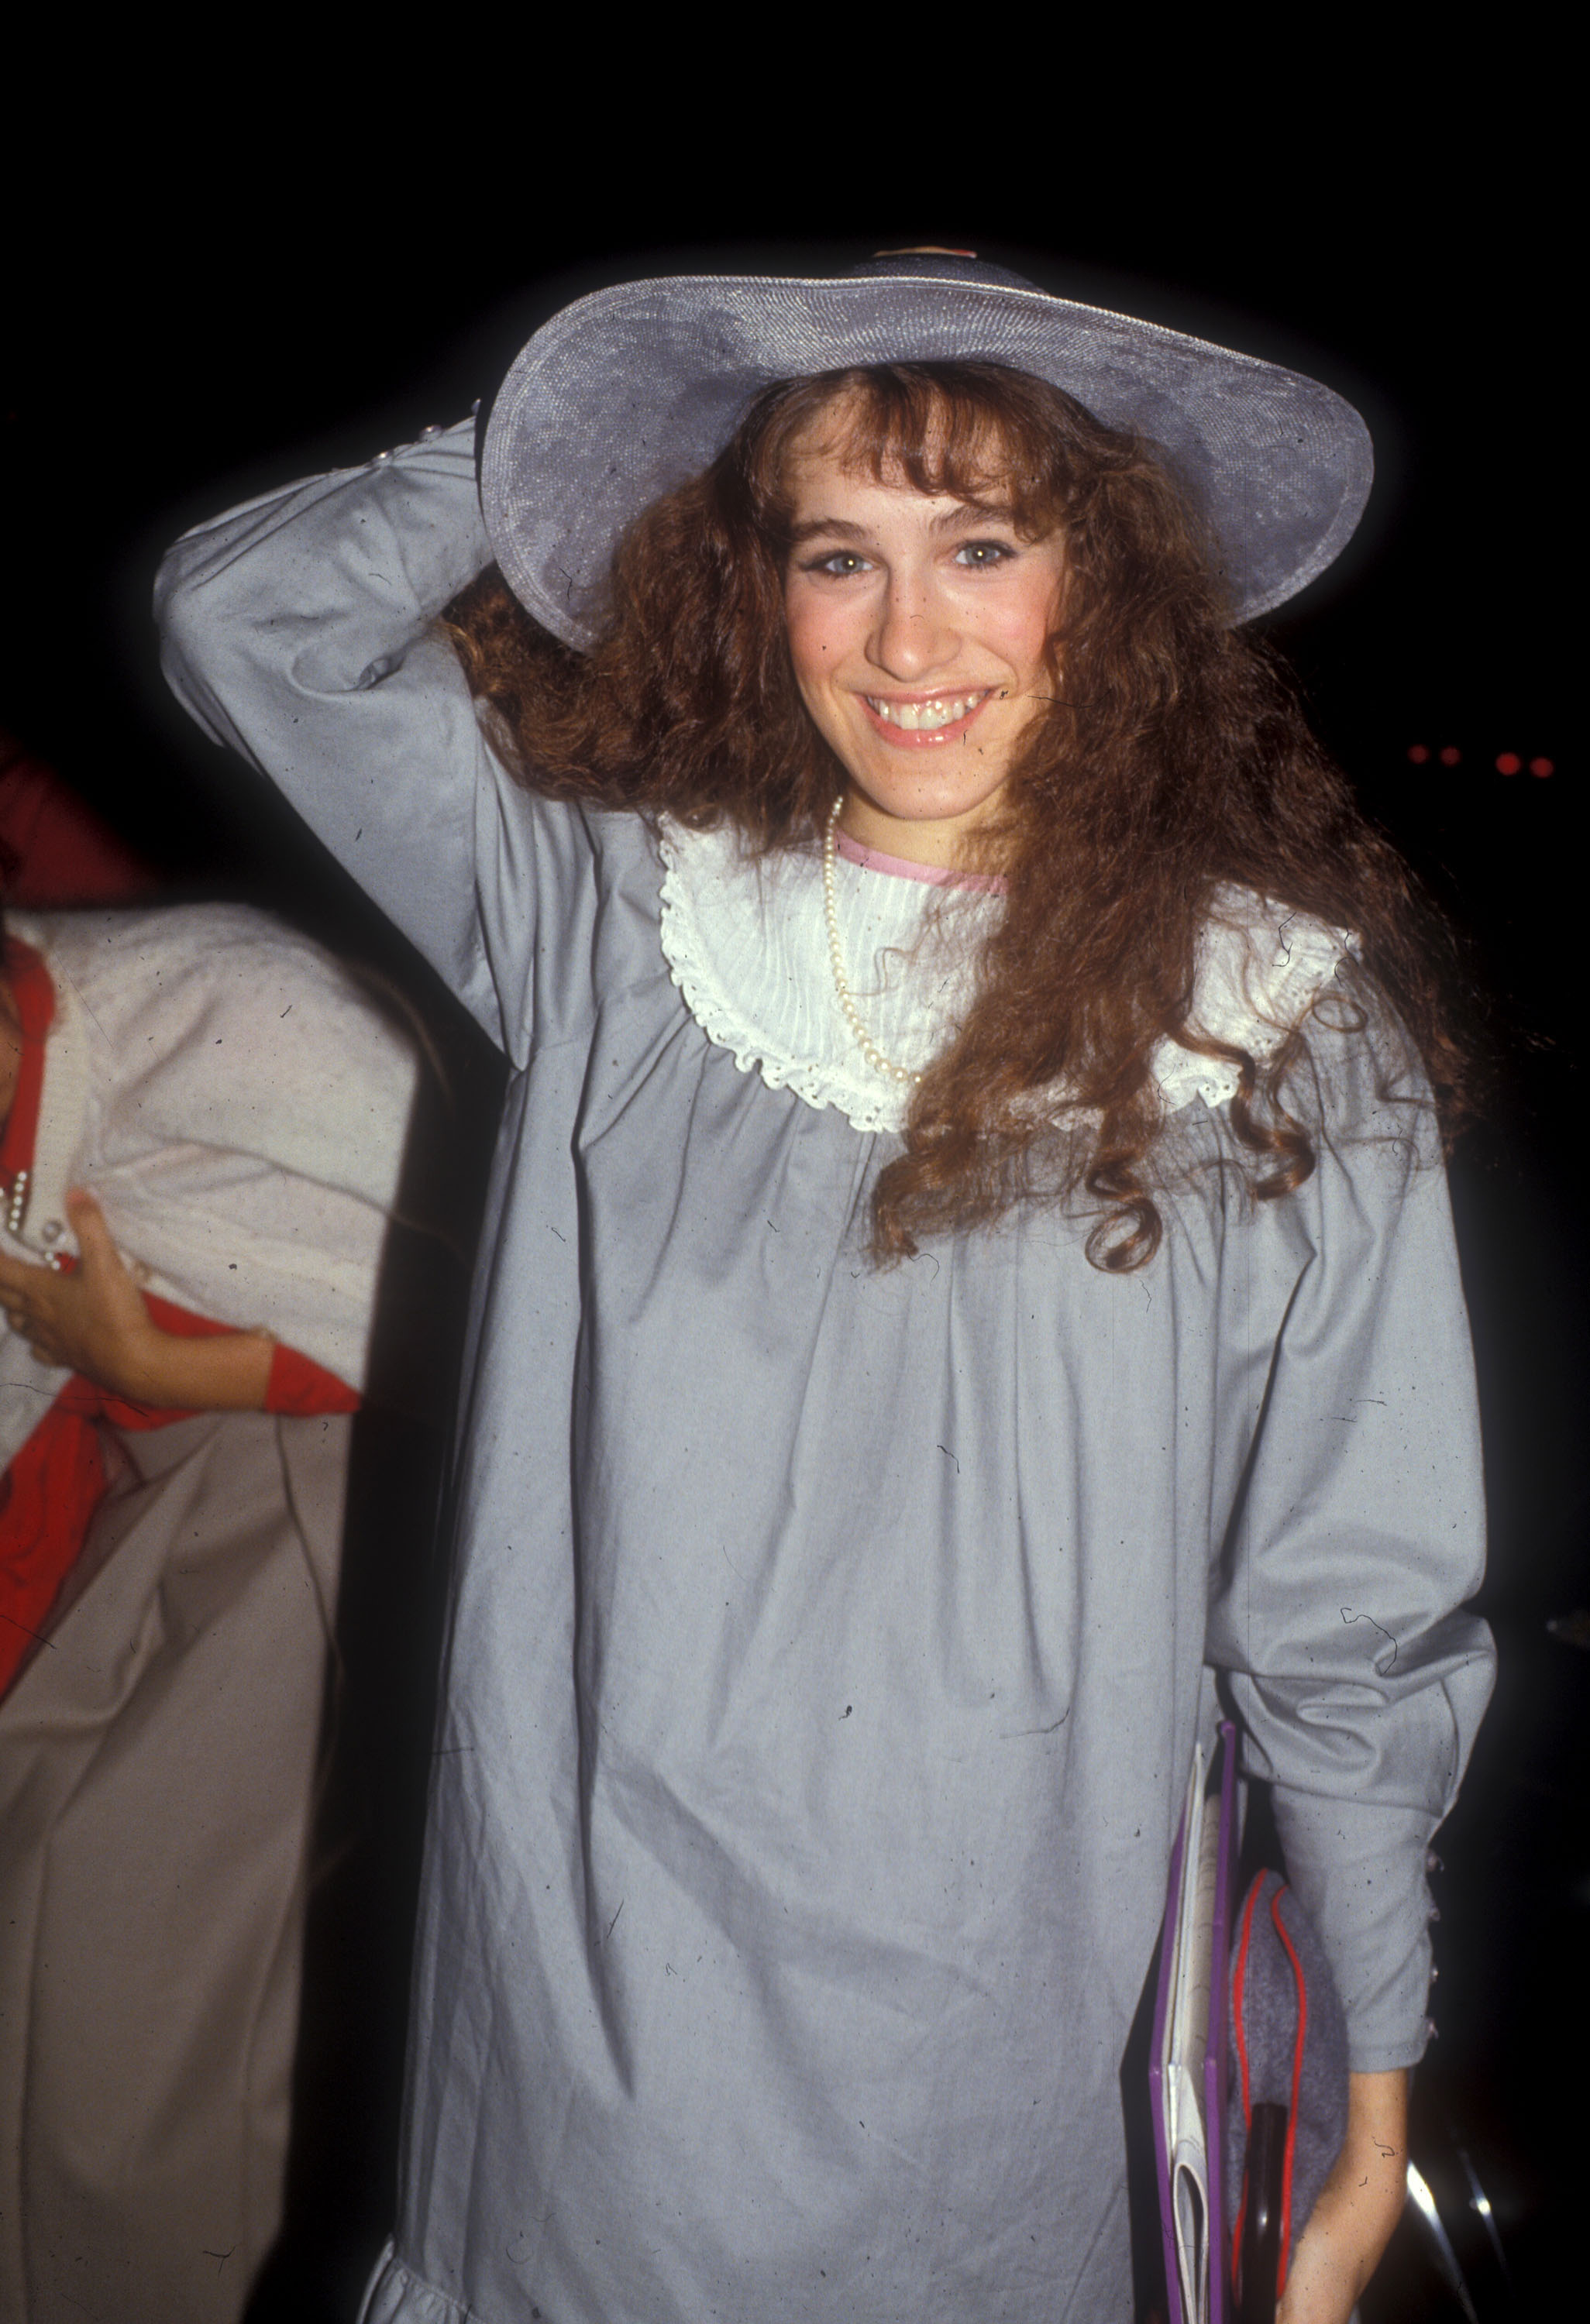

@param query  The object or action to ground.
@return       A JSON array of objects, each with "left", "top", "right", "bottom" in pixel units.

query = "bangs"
[{"left": 735, "top": 362, "right": 1092, "bottom": 541}]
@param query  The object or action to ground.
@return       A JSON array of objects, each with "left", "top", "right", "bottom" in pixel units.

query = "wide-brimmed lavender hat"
[{"left": 481, "top": 253, "right": 1373, "bottom": 650}]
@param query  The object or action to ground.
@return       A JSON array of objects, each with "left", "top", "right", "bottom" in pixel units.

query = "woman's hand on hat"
[
  {"left": 1276, "top": 2068, "right": 1409, "bottom": 2324},
  {"left": 0, "top": 1188, "right": 274, "bottom": 1408}
]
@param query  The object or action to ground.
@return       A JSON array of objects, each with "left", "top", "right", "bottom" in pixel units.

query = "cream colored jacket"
[{"left": 2, "top": 904, "right": 418, "bottom": 1472}]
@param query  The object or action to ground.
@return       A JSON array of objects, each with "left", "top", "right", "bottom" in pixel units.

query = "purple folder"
[{"left": 1148, "top": 1720, "right": 1239, "bottom": 2324}]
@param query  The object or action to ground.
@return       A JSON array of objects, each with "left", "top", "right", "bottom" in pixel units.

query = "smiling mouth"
[{"left": 862, "top": 689, "right": 993, "bottom": 734}]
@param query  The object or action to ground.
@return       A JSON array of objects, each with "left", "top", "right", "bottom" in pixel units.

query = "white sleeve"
[{"left": 33, "top": 909, "right": 423, "bottom": 1396}]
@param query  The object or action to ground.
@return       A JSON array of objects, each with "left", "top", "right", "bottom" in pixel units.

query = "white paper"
[{"left": 1163, "top": 1744, "right": 1223, "bottom": 2324}]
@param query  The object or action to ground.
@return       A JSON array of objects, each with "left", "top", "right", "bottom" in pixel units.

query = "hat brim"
[{"left": 482, "top": 272, "right": 1373, "bottom": 647}]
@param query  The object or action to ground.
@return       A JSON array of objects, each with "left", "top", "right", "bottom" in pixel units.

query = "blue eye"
[
  {"left": 955, "top": 540, "right": 1016, "bottom": 568},
  {"left": 805, "top": 551, "right": 871, "bottom": 576}
]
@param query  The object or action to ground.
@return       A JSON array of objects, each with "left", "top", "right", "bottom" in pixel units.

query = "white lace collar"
[{"left": 656, "top": 819, "right": 1351, "bottom": 1136}]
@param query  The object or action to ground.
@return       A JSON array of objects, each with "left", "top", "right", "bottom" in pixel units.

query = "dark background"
[{"left": 5, "top": 81, "right": 1576, "bottom": 2315}]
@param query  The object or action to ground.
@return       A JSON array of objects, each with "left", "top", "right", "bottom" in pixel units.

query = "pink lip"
[{"left": 854, "top": 690, "right": 996, "bottom": 750}]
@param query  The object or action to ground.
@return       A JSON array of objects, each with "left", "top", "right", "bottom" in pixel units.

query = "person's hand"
[
  {"left": 0, "top": 1188, "right": 159, "bottom": 1391},
  {"left": 0, "top": 1188, "right": 275, "bottom": 1408},
  {"left": 1276, "top": 2068, "right": 1409, "bottom": 2324}
]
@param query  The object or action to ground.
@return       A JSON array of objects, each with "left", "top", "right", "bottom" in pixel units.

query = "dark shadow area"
[
  {"left": 242, "top": 1400, "right": 454, "bottom": 2324},
  {"left": 245, "top": 989, "right": 505, "bottom": 2324},
  {"left": 1354, "top": 1620, "right": 1589, "bottom": 2319}
]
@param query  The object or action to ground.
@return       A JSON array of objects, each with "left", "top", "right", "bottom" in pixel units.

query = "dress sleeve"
[
  {"left": 45, "top": 908, "right": 426, "bottom": 1398},
  {"left": 153, "top": 418, "right": 528, "bottom": 1045},
  {"left": 1203, "top": 992, "right": 1496, "bottom": 2073}
]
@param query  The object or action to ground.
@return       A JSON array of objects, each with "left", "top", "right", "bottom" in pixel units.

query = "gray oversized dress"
[{"left": 156, "top": 418, "right": 1495, "bottom": 2323}]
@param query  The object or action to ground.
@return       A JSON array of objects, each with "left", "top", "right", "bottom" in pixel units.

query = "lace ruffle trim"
[
  {"left": 657, "top": 823, "right": 1352, "bottom": 1135},
  {"left": 658, "top": 823, "right": 910, "bottom": 1133}
]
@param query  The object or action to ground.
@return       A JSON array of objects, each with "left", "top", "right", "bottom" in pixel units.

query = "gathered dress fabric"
[
  {"left": 0, "top": 907, "right": 419, "bottom": 2324},
  {"left": 155, "top": 418, "right": 1495, "bottom": 2324}
]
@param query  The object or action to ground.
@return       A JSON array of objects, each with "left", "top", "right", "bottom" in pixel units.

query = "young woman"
[{"left": 155, "top": 253, "right": 1495, "bottom": 2324}]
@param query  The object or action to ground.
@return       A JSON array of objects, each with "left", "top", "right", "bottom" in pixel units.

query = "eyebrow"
[{"left": 788, "top": 501, "right": 1020, "bottom": 548}]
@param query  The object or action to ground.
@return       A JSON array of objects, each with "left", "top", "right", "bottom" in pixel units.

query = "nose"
[{"left": 867, "top": 568, "right": 959, "bottom": 682}]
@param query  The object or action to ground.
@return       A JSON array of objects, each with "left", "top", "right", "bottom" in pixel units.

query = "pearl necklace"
[{"left": 822, "top": 797, "right": 923, "bottom": 1088}]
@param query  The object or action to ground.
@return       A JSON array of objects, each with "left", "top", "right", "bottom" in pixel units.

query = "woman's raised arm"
[{"left": 155, "top": 418, "right": 522, "bottom": 1043}]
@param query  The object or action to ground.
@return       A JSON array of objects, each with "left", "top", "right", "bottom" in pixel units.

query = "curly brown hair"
[{"left": 444, "top": 362, "right": 1476, "bottom": 1266}]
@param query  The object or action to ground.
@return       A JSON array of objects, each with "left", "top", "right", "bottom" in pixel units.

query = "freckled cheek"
[
  {"left": 986, "top": 593, "right": 1055, "bottom": 658},
  {"left": 785, "top": 603, "right": 855, "bottom": 698},
  {"left": 783, "top": 602, "right": 819, "bottom": 678}
]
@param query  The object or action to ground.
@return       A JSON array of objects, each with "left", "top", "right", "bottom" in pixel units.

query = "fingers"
[
  {"left": 2, "top": 1188, "right": 105, "bottom": 1281},
  {"left": 65, "top": 1192, "right": 147, "bottom": 1324},
  {"left": 2, "top": 1274, "right": 39, "bottom": 1335},
  {"left": 64, "top": 1191, "right": 149, "bottom": 1298},
  {"left": 2, "top": 1284, "right": 48, "bottom": 1349},
  {"left": 3, "top": 1198, "right": 85, "bottom": 1350},
  {"left": 64, "top": 1188, "right": 118, "bottom": 1269},
  {"left": 2, "top": 1194, "right": 136, "bottom": 1342},
  {"left": 1, "top": 1297, "right": 61, "bottom": 1366}
]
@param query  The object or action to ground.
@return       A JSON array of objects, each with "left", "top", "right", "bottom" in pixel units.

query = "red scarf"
[{"left": 1, "top": 940, "right": 358, "bottom": 1697}]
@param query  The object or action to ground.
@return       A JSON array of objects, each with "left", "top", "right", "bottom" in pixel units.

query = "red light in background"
[{"left": 1406, "top": 745, "right": 1557, "bottom": 778}]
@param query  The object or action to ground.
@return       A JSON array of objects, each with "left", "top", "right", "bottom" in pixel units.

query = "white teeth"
[{"left": 866, "top": 692, "right": 986, "bottom": 731}]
